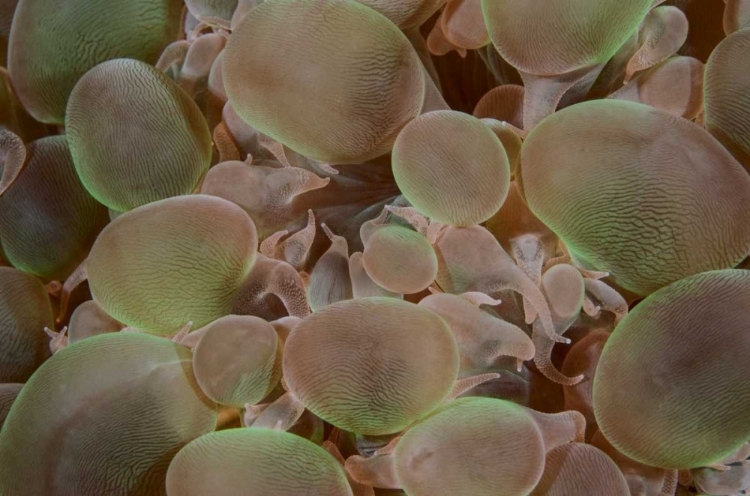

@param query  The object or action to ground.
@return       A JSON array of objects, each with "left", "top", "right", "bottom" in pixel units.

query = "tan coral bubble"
[
  {"left": 87, "top": 195, "right": 258, "bottom": 336},
  {"left": 223, "top": 0, "right": 425, "bottom": 164},
  {"left": 355, "top": 0, "right": 444, "bottom": 29},
  {"left": 392, "top": 110, "right": 511, "bottom": 226},
  {"left": 0, "top": 332, "right": 217, "bottom": 495},
  {"left": 361, "top": 223, "right": 437, "bottom": 295},
  {"left": 283, "top": 297, "right": 459, "bottom": 435},
  {"left": 192, "top": 315, "right": 281, "bottom": 407},
  {"left": 0, "top": 135, "right": 109, "bottom": 280},
  {"left": 67, "top": 300, "right": 124, "bottom": 345},
  {"left": 66, "top": 59, "right": 212, "bottom": 212},
  {"left": 594, "top": 270, "right": 750, "bottom": 469},
  {"left": 0, "top": 383, "right": 21, "bottom": 428},
  {"left": 166, "top": 428, "right": 353, "bottom": 496},
  {"left": 704, "top": 28, "right": 750, "bottom": 172},
  {"left": 0, "top": 267, "right": 52, "bottom": 382},
  {"left": 520, "top": 100, "right": 750, "bottom": 296},
  {"left": 8, "top": 0, "right": 183, "bottom": 124},
  {"left": 530, "top": 443, "right": 630, "bottom": 496},
  {"left": 394, "top": 398, "right": 546, "bottom": 496}
]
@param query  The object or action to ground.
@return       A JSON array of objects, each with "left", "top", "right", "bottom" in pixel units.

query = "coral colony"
[{"left": 0, "top": 0, "right": 749, "bottom": 495}]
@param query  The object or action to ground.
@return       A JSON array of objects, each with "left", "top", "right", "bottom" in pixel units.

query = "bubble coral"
[
  {"left": 66, "top": 59, "right": 212, "bottom": 212},
  {"left": 520, "top": 100, "right": 750, "bottom": 296},
  {"left": 86, "top": 194, "right": 258, "bottom": 335},
  {"left": 223, "top": 0, "right": 425, "bottom": 163},
  {"left": 392, "top": 110, "right": 510, "bottom": 226},
  {"left": 529, "top": 443, "right": 630, "bottom": 496},
  {"left": 0, "top": 332, "right": 217, "bottom": 495},
  {"left": 594, "top": 269, "right": 750, "bottom": 469},
  {"left": 361, "top": 219, "right": 437, "bottom": 295},
  {"left": 191, "top": 315, "right": 282, "bottom": 407},
  {"left": 281, "top": 297, "right": 459, "bottom": 435},
  {"left": 0, "top": 267, "right": 52, "bottom": 382},
  {"left": 8, "top": 0, "right": 183, "bottom": 124},
  {"left": 66, "top": 300, "right": 124, "bottom": 345},
  {"left": 481, "top": 0, "right": 653, "bottom": 128},
  {"left": 345, "top": 397, "right": 585, "bottom": 495},
  {"left": 704, "top": 27, "right": 750, "bottom": 172},
  {"left": 166, "top": 428, "right": 353, "bottom": 496},
  {"left": 0, "top": 135, "right": 108, "bottom": 280}
]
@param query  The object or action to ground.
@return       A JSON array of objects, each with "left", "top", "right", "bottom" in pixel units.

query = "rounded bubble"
[
  {"left": 704, "top": 28, "right": 750, "bottom": 172},
  {"left": 87, "top": 195, "right": 258, "bottom": 335},
  {"left": 356, "top": 0, "right": 444, "bottom": 29},
  {"left": 396, "top": 397, "right": 545, "bottom": 496},
  {"left": 0, "top": 136, "right": 108, "bottom": 280},
  {"left": 362, "top": 224, "right": 437, "bottom": 294},
  {"left": 594, "top": 269, "right": 750, "bottom": 468},
  {"left": 185, "top": 0, "right": 238, "bottom": 20},
  {"left": 393, "top": 110, "right": 510, "bottom": 226},
  {"left": 166, "top": 428, "right": 353, "bottom": 496},
  {"left": 192, "top": 315, "right": 281, "bottom": 407},
  {"left": 8, "top": 0, "right": 183, "bottom": 124},
  {"left": 223, "top": 0, "right": 425, "bottom": 163},
  {"left": 0, "top": 332, "right": 217, "bottom": 495},
  {"left": 67, "top": 59, "right": 212, "bottom": 212},
  {"left": 283, "top": 297, "right": 459, "bottom": 435},
  {"left": 520, "top": 100, "right": 750, "bottom": 296},
  {"left": 481, "top": 0, "right": 652, "bottom": 75},
  {"left": 530, "top": 443, "right": 629, "bottom": 495},
  {"left": 0, "top": 267, "right": 52, "bottom": 382}
]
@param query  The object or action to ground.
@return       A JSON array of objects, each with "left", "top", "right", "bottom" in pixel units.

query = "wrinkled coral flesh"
[{"left": 0, "top": 0, "right": 748, "bottom": 494}]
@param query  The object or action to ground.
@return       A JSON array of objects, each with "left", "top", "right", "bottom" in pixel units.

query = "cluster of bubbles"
[{"left": 0, "top": 0, "right": 749, "bottom": 494}]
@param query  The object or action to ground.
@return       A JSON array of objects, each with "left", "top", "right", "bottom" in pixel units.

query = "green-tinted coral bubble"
[
  {"left": 704, "top": 28, "right": 750, "bottom": 172},
  {"left": 283, "top": 297, "right": 459, "bottom": 435},
  {"left": 594, "top": 269, "right": 750, "bottom": 468},
  {"left": 87, "top": 195, "right": 258, "bottom": 336},
  {"left": 520, "top": 100, "right": 750, "bottom": 296},
  {"left": 224, "top": 0, "right": 425, "bottom": 164},
  {"left": 0, "top": 332, "right": 217, "bottom": 495},
  {"left": 166, "top": 428, "right": 353, "bottom": 496},
  {"left": 8, "top": 0, "right": 183, "bottom": 124},
  {"left": 481, "top": 0, "right": 652, "bottom": 75},
  {"left": 395, "top": 397, "right": 545, "bottom": 496},
  {"left": 67, "top": 59, "right": 212, "bottom": 212},
  {"left": 0, "top": 136, "right": 108, "bottom": 280},
  {"left": 0, "top": 267, "right": 52, "bottom": 382}
]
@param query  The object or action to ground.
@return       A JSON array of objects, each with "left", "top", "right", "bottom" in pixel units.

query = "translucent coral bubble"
[
  {"left": 0, "top": 136, "right": 109, "bottom": 280},
  {"left": 355, "top": 0, "right": 443, "bottom": 29},
  {"left": 166, "top": 428, "right": 353, "bottom": 496},
  {"left": 0, "top": 383, "right": 21, "bottom": 428},
  {"left": 704, "top": 28, "right": 750, "bottom": 172},
  {"left": 185, "top": 0, "right": 238, "bottom": 20},
  {"left": 223, "top": 0, "right": 424, "bottom": 164},
  {"left": 520, "top": 100, "right": 750, "bottom": 296},
  {"left": 395, "top": 397, "right": 545, "bottom": 496},
  {"left": 481, "top": 0, "right": 652, "bottom": 76},
  {"left": 362, "top": 224, "right": 437, "bottom": 294},
  {"left": 594, "top": 270, "right": 750, "bottom": 469},
  {"left": 7, "top": 0, "right": 183, "bottom": 124},
  {"left": 0, "top": 267, "right": 52, "bottom": 382},
  {"left": 87, "top": 195, "right": 258, "bottom": 336},
  {"left": 392, "top": 110, "right": 510, "bottom": 226},
  {"left": 66, "top": 59, "right": 212, "bottom": 212},
  {"left": 283, "top": 297, "right": 459, "bottom": 435},
  {"left": 192, "top": 315, "right": 281, "bottom": 407},
  {"left": 67, "top": 300, "right": 123, "bottom": 345},
  {"left": 0, "top": 332, "right": 217, "bottom": 495},
  {"left": 530, "top": 443, "right": 629, "bottom": 496}
]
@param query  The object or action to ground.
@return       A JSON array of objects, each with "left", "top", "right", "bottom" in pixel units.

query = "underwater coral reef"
[{"left": 0, "top": 0, "right": 749, "bottom": 494}]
